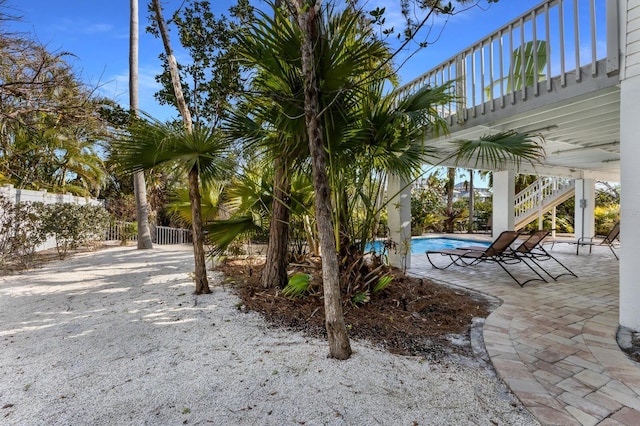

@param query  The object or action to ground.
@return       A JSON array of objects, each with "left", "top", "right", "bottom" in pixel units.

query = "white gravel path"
[{"left": 0, "top": 245, "right": 540, "bottom": 425}]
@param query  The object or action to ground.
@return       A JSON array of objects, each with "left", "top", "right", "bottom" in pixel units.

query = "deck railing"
[
  {"left": 107, "top": 222, "right": 192, "bottom": 245},
  {"left": 515, "top": 176, "right": 574, "bottom": 220},
  {"left": 395, "top": 0, "right": 618, "bottom": 125}
]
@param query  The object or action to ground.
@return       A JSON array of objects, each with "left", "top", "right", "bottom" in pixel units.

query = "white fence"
[
  {"left": 0, "top": 184, "right": 103, "bottom": 252},
  {"left": 0, "top": 184, "right": 102, "bottom": 206},
  {"left": 1, "top": 184, "right": 192, "bottom": 248},
  {"left": 106, "top": 221, "right": 192, "bottom": 245}
]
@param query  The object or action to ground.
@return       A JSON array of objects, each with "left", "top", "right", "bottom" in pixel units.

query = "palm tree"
[
  {"left": 130, "top": 0, "right": 153, "bottom": 249},
  {"left": 231, "top": 2, "right": 545, "bottom": 360},
  {"left": 114, "top": 119, "right": 229, "bottom": 294},
  {"left": 150, "top": 0, "right": 212, "bottom": 293}
]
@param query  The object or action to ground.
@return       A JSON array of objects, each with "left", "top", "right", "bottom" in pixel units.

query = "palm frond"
[
  {"left": 206, "top": 216, "right": 264, "bottom": 255},
  {"left": 451, "top": 131, "right": 546, "bottom": 170}
]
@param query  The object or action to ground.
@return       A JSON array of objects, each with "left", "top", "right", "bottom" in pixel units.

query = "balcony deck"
[{"left": 397, "top": 0, "right": 620, "bottom": 181}]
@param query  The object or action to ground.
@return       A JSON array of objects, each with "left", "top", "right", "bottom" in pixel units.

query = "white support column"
[
  {"left": 573, "top": 179, "right": 596, "bottom": 241},
  {"left": 620, "top": 68, "right": 640, "bottom": 330},
  {"left": 492, "top": 169, "right": 515, "bottom": 236},
  {"left": 387, "top": 174, "right": 411, "bottom": 270}
]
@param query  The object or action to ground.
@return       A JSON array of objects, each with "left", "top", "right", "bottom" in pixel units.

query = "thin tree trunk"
[
  {"left": 446, "top": 167, "right": 455, "bottom": 233},
  {"left": 295, "top": 0, "right": 351, "bottom": 360},
  {"left": 151, "top": 0, "right": 192, "bottom": 132},
  {"left": 261, "top": 157, "right": 291, "bottom": 289},
  {"left": 467, "top": 169, "right": 474, "bottom": 233},
  {"left": 189, "top": 168, "right": 210, "bottom": 294},
  {"left": 152, "top": 0, "right": 209, "bottom": 292},
  {"left": 130, "top": 0, "right": 153, "bottom": 249}
]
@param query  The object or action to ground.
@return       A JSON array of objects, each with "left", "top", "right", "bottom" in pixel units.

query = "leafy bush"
[
  {"left": 44, "top": 204, "right": 111, "bottom": 258},
  {"left": 594, "top": 205, "right": 619, "bottom": 235},
  {"left": 0, "top": 196, "right": 48, "bottom": 267},
  {"left": 0, "top": 194, "right": 111, "bottom": 265}
]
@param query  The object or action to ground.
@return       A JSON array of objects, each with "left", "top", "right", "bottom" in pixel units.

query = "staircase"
[{"left": 514, "top": 177, "right": 575, "bottom": 230}]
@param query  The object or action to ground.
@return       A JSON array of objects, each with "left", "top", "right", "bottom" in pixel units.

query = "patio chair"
[
  {"left": 510, "top": 230, "right": 578, "bottom": 280},
  {"left": 569, "top": 221, "right": 620, "bottom": 260},
  {"left": 426, "top": 230, "right": 547, "bottom": 287}
]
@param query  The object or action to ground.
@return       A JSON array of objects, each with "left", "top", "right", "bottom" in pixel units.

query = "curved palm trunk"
[
  {"left": 130, "top": 0, "right": 153, "bottom": 249},
  {"left": 261, "top": 157, "right": 291, "bottom": 289},
  {"left": 189, "top": 168, "right": 210, "bottom": 294},
  {"left": 296, "top": 1, "right": 351, "bottom": 360}
]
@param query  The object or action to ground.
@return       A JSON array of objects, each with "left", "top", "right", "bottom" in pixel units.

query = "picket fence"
[{"left": 106, "top": 221, "right": 192, "bottom": 245}]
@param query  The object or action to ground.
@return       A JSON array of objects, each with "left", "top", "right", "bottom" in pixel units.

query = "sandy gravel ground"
[{"left": 0, "top": 245, "right": 539, "bottom": 425}]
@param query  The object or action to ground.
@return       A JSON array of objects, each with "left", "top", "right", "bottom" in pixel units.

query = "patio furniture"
[
  {"left": 570, "top": 221, "right": 620, "bottom": 260},
  {"left": 426, "top": 230, "right": 547, "bottom": 287},
  {"left": 511, "top": 230, "right": 578, "bottom": 280}
]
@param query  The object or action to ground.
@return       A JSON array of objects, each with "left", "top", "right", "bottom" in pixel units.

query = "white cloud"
[{"left": 53, "top": 19, "right": 115, "bottom": 35}]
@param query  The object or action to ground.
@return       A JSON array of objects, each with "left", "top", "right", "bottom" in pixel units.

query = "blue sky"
[{"left": 5, "top": 0, "right": 544, "bottom": 121}]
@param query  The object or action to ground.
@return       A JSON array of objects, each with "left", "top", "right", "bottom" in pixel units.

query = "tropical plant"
[
  {"left": 112, "top": 117, "right": 230, "bottom": 294},
  {"left": 232, "top": 0, "right": 538, "bottom": 360},
  {"left": 0, "top": 29, "right": 112, "bottom": 197}
]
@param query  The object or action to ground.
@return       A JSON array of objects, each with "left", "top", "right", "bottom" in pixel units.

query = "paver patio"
[{"left": 410, "top": 240, "right": 640, "bottom": 425}]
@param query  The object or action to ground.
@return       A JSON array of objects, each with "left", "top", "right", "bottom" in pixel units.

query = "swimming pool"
[{"left": 368, "top": 237, "right": 490, "bottom": 255}]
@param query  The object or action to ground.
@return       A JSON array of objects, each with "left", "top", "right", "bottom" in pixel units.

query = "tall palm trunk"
[
  {"left": 261, "top": 157, "right": 291, "bottom": 289},
  {"left": 130, "top": 0, "right": 153, "bottom": 249},
  {"left": 295, "top": 0, "right": 351, "bottom": 360},
  {"left": 151, "top": 0, "right": 210, "bottom": 294}
]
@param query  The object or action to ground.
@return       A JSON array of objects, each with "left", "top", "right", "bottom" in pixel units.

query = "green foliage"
[
  {"left": 351, "top": 291, "right": 370, "bottom": 306},
  {"left": 0, "top": 34, "right": 112, "bottom": 197},
  {"left": 148, "top": 0, "right": 253, "bottom": 125},
  {"left": 282, "top": 273, "right": 312, "bottom": 298},
  {"left": 120, "top": 222, "right": 138, "bottom": 246},
  {"left": 0, "top": 196, "right": 48, "bottom": 267},
  {"left": 453, "top": 130, "right": 545, "bottom": 171},
  {"left": 594, "top": 205, "right": 619, "bottom": 236},
  {"left": 373, "top": 275, "right": 393, "bottom": 294},
  {"left": 411, "top": 172, "right": 446, "bottom": 235},
  {"left": 42, "top": 204, "right": 111, "bottom": 259},
  {"left": 0, "top": 195, "right": 110, "bottom": 265}
]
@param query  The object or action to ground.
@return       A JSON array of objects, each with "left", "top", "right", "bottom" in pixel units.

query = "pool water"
[{"left": 369, "top": 237, "right": 490, "bottom": 255}]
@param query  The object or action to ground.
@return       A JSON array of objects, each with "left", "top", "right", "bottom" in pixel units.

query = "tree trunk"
[
  {"left": 295, "top": 0, "right": 351, "bottom": 360},
  {"left": 467, "top": 169, "right": 474, "bottom": 233},
  {"left": 189, "top": 168, "right": 210, "bottom": 294},
  {"left": 151, "top": 0, "right": 193, "bottom": 132},
  {"left": 130, "top": 0, "right": 153, "bottom": 249},
  {"left": 152, "top": 0, "right": 208, "bottom": 291},
  {"left": 261, "top": 156, "right": 291, "bottom": 289},
  {"left": 446, "top": 167, "right": 455, "bottom": 233}
]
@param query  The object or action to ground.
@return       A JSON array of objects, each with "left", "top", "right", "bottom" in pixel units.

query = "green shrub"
[
  {"left": 0, "top": 196, "right": 48, "bottom": 267},
  {"left": 44, "top": 203, "right": 111, "bottom": 259}
]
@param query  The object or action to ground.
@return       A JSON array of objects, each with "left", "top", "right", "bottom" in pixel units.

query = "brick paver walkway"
[{"left": 410, "top": 240, "right": 640, "bottom": 425}]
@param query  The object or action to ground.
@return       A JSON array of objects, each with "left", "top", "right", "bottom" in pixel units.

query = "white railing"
[
  {"left": 515, "top": 176, "right": 574, "bottom": 220},
  {"left": 106, "top": 222, "right": 192, "bottom": 245},
  {"left": 394, "top": 0, "right": 618, "bottom": 124}
]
